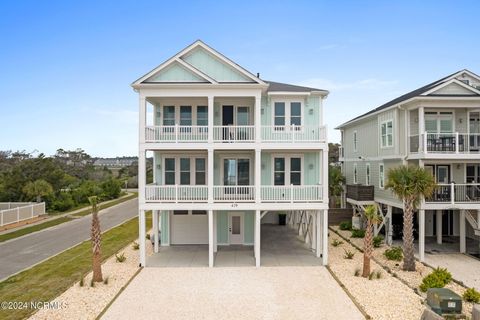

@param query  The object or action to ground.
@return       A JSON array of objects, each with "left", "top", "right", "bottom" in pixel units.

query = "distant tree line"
[{"left": 0, "top": 149, "right": 137, "bottom": 212}]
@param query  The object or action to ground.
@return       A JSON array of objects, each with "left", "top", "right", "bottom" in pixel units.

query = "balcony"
[
  {"left": 426, "top": 183, "right": 480, "bottom": 204},
  {"left": 144, "top": 125, "right": 326, "bottom": 143},
  {"left": 145, "top": 184, "right": 324, "bottom": 203},
  {"left": 261, "top": 125, "right": 327, "bottom": 143},
  {"left": 260, "top": 185, "right": 323, "bottom": 203},
  {"left": 346, "top": 184, "right": 375, "bottom": 202},
  {"left": 410, "top": 132, "right": 480, "bottom": 154}
]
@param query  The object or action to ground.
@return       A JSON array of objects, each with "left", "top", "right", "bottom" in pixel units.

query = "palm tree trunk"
[
  {"left": 362, "top": 222, "right": 373, "bottom": 277},
  {"left": 402, "top": 198, "right": 416, "bottom": 271},
  {"left": 91, "top": 211, "right": 103, "bottom": 282}
]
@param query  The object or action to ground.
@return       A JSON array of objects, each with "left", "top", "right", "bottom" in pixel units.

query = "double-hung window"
[
  {"left": 196, "top": 106, "right": 208, "bottom": 126},
  {"left": 164, "top": 158, "right": 175, "bottom": 185},
  {"left": 180, "top": 158, "right": 190, "bottom": 185},
  {"left": 379, "top": 164, "right": 385, "bottom": 189},
  {"left": 164, "top": 157, "right": 206, "bottom": 185},
  {"left": 274, "top": 156, "right": 302, "bottom": 185},
  {"left": 353, "top": 131, "right": 358, "bottom": 152},
  {"left": 195, "top": 158, "right": 206, "bottom": 185},
  {"left": 274, "top": 101, "right": 302, "bottom": 130},
  {"left": 381, "top": 121, "right": 393, "bottom": 148}
]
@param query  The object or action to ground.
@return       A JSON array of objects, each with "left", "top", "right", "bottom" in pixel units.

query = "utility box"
[{"left": 427, "top": 288, "right": 462, "bottom": 315}]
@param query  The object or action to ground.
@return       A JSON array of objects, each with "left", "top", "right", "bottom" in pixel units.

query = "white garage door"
[{"left": 171, "top": 211, "right": 208, "bottom": 245}]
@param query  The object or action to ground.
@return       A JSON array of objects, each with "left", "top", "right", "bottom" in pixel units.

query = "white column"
[
  {"left": 139, "top": 210, "right": 146, "bottom": 267},
  {"left": 322, "top": 209, "right": 328, "bottom": 265},
  {"left": 436, "top": 210, "right": 442, "bottom": 244},
  {"left": 208, "top": 210, "right": 214, "bottom": 267},
  {"left": 419, "top": 209, "right": 425, "bottom": 262},
  {"left": 418, "top": 106, "right": 425, "bottom": 152},
  {"left": 208, "top": 95, "right": 214, "bottom": 143},
  {"left": 153, "top": 210, "right": 159, "bottom": 253},
  {"left": 214, "top": 211, "right": 218, "bottom": 253},
  {"left": 255, "top": 210, "right": 261, "bottom": 267},
  {"left": 316, "top": 211, "right": 321, "bottom": 258},
  {"left": 139, "top": 96, "right": 146, "bottom": 144},
  {"left": 460, "top": 210, "right": 466, "bottom": 253},
  {"left": 387, "top": 205, "right": 393, "bottom": 245},
  {"left": 208, "top": 149, "right": 214, "bottom": 203},
  {"left": 255, "top": 149, "right": 261, "bottom": 203},
  {"left": 311, "top": 212, "right": 317, "bottom": 251},
  {"left": 138, "top": 149, "right": 146, "bottom": 204},
  {"left": 255, "top": 94, "right": 261, "bottom": 143}
]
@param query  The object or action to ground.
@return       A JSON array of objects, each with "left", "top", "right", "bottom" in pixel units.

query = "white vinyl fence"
[{"left": 0, "top": 202, "right": 46, "bottom": 226}]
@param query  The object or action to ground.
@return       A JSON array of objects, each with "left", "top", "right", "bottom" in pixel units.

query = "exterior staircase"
[{"left": 465, "top": 210, "right": 480, "bottom": 236}]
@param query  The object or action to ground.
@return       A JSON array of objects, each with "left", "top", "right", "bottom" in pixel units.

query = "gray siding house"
[{"left": 336, "top": 69, "right": 480, "bottom": 261}]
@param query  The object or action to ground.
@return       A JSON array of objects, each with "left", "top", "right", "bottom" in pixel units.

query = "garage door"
[{"left": 171, "top": 211, "right": 208, "bottom": 245}]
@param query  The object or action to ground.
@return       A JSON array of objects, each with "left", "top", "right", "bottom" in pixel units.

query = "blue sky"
[{"left": 1, "top": 0, "right": 479, "bottom": 157}]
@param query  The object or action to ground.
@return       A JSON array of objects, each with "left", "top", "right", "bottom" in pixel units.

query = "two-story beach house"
[
  {"left": 132, "top": 41, "right": 329, "bottom": 267},
  {"left": 337, "top": 70, "right": 480, "bottom": 261}
]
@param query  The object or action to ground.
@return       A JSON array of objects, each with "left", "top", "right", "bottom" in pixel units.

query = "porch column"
[
  {"left": 153, "top": 210, "right": 159, "bottom": 253},
  {"left": 311, "top": 212, "right": 317, "bottom": 251},
  {"left": 255, "top": 210, "right": 261, "bottom": 267},
  {"left": 316, "top": 211, "right": 321, "bottom": 258},
  {"left": 208, "top": 149, "right": 214, "bottom": 204},
  {"left": 208, "top": 95, "right": 214, "bottom": 143},
  {"left": 322, "top": 150, "right": 329, "bottom": 203},
  {"left": 255, "top": 94, "right": 261, "bottom": 143},
  {"left": 208, "top": 210, "right": 214, "bottom": 267},
  {"left": 386, "top": 205, "right": 393, "bottom": 245},
  {"left": 214, "top": 211, "right": 217, "bottom": 253},
  {"left": 436, "top": 210, "right": 442, "bottom": 244},
  {"left": 255, "top": 149, "right": 261, "bottom": 203},
  {"left": 419, "top": 209, "right": 425, "bottom": 262},
  {"left": 418, "top": 106, "right": 425, "bottom": 152},
  {"left": 139, "top": 209, "right": 146, "bottom": 267},
  {"left": 322, "top": 209, "right": 328, "bottom": 265},
  {"left": 460, "top": 210, "right": 466, "bottom": 253}
]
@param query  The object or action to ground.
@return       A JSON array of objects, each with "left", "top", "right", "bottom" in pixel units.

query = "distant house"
[
  {"left": 93, "top": 157, "right": 137, "bottom": 168},
  {"left": 337, "top": 69, "right": 480, "bottom": 261},
  {"left": 133, "top": 40, "right": 329, "bottom": 268}
]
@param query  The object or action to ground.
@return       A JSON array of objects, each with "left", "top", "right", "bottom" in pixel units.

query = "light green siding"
[
  {"left": 261, "top": 152, "right": 272, "bottom": 184},
  {"left": 182, "top": 47, "right": 252, "bottom": 82},
  {"left": 243, "top": 211, "right": 254, "bottom": 244},
  {"left": 216, "top": 211, "right": 228, "bottom": 244},
  {"left": 147, "top": 62, "right": 206, "bottom": 82}
]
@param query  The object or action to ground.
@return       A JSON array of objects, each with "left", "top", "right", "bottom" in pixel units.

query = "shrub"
[
  {"left": 463, "top": 288, "right": 480, "bottom": 303},
  {"left": 90, "top": 278, "right": 95, "bottom": 287},
  {"left": 103, "top": 276, "right": 109, "bottom": 285},
  {"left": 351, "top": 229, "right": 365, "bottom": 238},
  {"left": 146, "top": 234, "right": 150, "bottom": 240},
  {"left": 79, "top": 274, "right": 85, "bottom": 287},
  {"left": 375, "top": 270, "right": 382, "bottom": 279},
  {"left": 331, "top": 239, "right": 343, "bottom": 247},
  {"left": 419, "top": 267, "right": 452, "bottom": 292},
  {"left": 51, "top": 192, "right": 75, "bottom": 211},
  {"left": 368, "top": 272, "right": 374, "bottom": 280},
  {"left": 354, "top": 268, "right": 361, "bottom": 277},
  {"left": 339, "top": 221, "right": 352, "bottom": 230},
  {"left": 100, "top": 177, "right": 122, "bottom": 200},
  {"left": 384, "top": 246, "right": 403, "bottom": 261},
  {"left": 343, "top": 249, "right": 355, "bottom": 259},
  {"left": 132, "top": 241, "right": 139, "bottom": 250},
  {"left": 373, "top": 235, "right": 384, "bottom": 248},
  {"left": 115, "top": 252, "right": 126, "bottom": 263}
]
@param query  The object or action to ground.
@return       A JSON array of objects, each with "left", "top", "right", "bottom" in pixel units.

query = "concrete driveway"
[{"left": 102, "top": 266, "right": 363, "bottom": 320}]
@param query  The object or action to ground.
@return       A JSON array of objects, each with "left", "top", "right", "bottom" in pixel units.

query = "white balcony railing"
[
  {"left": 145, "top": 185, "right": 208, "bottom": 202},
  {"left": 261, "top": 125, "right": 327, "bottom": 142},
  {"left": 213, "top": 126, "right": 255, "bottom": 142},
  {"left": 213, "top": 186, "right": 255, "bottom": 202},
  {"left": 426, "top": 183, "right": 480, "bottom": 204},
  {"left": 261, "top": 185, "right": 323, "bottom": 203},
  {"left": 145, "top": 125, "right": 208, "bottom": 143},
  {"left": 410, "top": 132, "right": 480, "bottom": 154}
]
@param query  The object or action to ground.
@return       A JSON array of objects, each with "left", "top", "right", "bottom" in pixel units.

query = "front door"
[{"left": 229, "top": 213, "right": 244, "bottom": 244}]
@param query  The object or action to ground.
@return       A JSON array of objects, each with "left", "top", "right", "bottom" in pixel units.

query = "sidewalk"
[{"left": 0, "top": 192, "right": 136, "bottom": 236}]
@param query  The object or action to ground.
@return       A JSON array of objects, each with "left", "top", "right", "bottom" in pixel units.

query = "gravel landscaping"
[
  {"left": 331, "top": 226, "right": 475, "bottom": 318},
  {"left": 29, "top": 236, "right": 152, "bottom": 320}
]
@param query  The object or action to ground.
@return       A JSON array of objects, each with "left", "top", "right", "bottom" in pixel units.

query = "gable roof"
[
  {"left": 266, "top": 81, "right": 328, "bottom": 94},
  {"left": 131, "top": 40, "right": 267, "bottom": 86},
  {"left": 336, "top": 69, "right": 480, "bottom": 129}
]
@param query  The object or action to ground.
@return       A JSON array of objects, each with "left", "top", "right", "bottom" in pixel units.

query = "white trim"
[
  {"left": 421, "top": 78, "right": 480, "bottom": 96},
  {"left": 174, "top": 58, "right": 218, "bottom": 84},
  {"left": 379, "top": 163, "right": 385, "bottom": 189},
  {"left": 228, "top": 212, "right": 245, "bottom": 245},
  {"left": 270, "top": 98, "right": 305, "bottom": 129},
  {"left": 380, "top": 119, "right": 394, "bottom": 148},
  {"left": 353, "top": 131, "right": 358, "bottom": 153},
  {"left": 353, "top": 163, "right": 358, "bottom": 184},
  {"left": 162, "top": 155, "right": 208, "bottom": 186},
  {"left": 270, "top": 153, "right": 305, "bottom": 186},
  {"left": 365, "top": 163, "right": 371, "bottom": 185}
]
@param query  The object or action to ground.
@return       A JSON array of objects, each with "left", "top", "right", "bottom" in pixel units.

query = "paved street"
[{"left": 0, "top": 199, "right": 138, "bottom": 280}]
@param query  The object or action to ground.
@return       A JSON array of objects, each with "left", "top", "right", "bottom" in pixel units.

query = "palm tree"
[
  {"left": 362, "top": 205, "right": 382, "bottom": 277},
  {"left": 329, "top": 165, "right": 346, "bottom": 208},
  {"left": 22, "top": 179, "right": 53, "bottom": 202},
  {"left": 89, "top": 196, "right": 103, "bottom": 282},
  {"left": 386, "top": 165, "right": 436, "bottom": 271}
]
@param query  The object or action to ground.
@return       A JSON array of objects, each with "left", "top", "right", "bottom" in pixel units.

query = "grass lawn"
[
  {"left": 0, "top": 193, "right": 138, "bottom": 243},
  {"left": 0, "top": 216, "right": 74, "bottom": 243},
  {"left": 0, "top": 212, "right": 151, "bottom": 320}
]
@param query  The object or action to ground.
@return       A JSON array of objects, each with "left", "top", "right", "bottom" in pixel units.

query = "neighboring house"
[
  {"left": 336, "top": 69, "right": 480, "bottom": 261},
  {"left": 132, "top": 40, "right": 329, "bottom": 267},
  {"left": 93, "top": 157, "right": 138, "bottom": 168}
]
